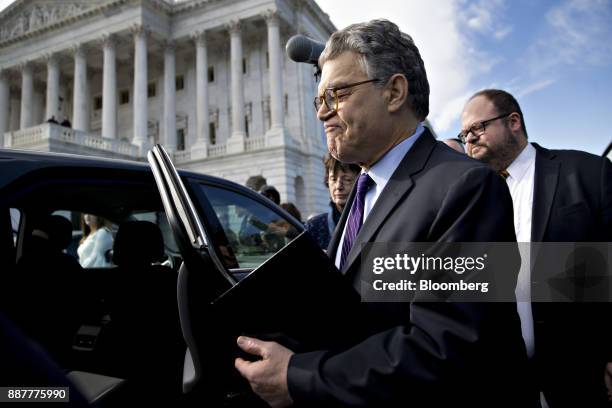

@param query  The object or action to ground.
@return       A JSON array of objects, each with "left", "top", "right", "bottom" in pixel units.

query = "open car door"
[{"left": 148, "top": 145, "right": 362, "bottom": 406}]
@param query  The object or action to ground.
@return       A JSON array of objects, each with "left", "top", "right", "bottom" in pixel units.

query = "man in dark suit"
[
  {"left": 234, "top": 20, "right": 530, "bottom": 407},
  {"left": 461, "top": 89, "right": 612, "bottom": 406}
]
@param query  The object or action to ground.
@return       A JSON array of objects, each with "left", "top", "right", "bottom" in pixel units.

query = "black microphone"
[{"left": 286, "top": 35, "right": 325, "bottom": 65}]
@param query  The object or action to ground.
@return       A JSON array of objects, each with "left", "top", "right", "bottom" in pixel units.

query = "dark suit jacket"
[
  {"left": 287, "top": 129, "right": 532, "bottom": 407},
  {"left": 530, "top": 144, "right": 612, "bottom": 407}
]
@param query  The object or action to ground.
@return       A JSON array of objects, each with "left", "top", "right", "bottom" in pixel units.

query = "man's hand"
[
  {"left": 605, "top": 362, "right": 612, "bottom": 401},
  {"left": 235, "top": 336, "right": 294, "bottom": 407}
]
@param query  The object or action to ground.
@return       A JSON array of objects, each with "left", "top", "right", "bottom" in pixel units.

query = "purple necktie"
[{"left": 340, "top": 173, "right": 375, "bottom": 270}]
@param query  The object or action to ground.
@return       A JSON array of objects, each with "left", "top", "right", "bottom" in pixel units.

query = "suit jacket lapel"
[
  {"left": 531, "top": 143, "right": 560, "bottom": 242},
  {"left": 340, "top": 129, "right": 437, "bottom": 274}
]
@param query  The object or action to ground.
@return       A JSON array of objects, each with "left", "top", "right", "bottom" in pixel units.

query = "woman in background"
[
  {"left": 305, "top": 154, "right": 360, "bottom": 250},
  {"left": 77, "top": 213, "right": 113, "bottom": 268}
]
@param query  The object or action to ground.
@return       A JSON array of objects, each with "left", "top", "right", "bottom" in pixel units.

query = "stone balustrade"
[
  {"left": 245, "top": 136, "right": 265, "bottom": 151},
  {"left": 4, "top": 123, "right": 138, "bottom": 158},
  {"left": 3, "top": 124, "right": 272, "bottom": 164}
]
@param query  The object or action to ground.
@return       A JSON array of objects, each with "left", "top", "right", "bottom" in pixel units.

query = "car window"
[
  {"left": 197, "top": 184, "right": 300, "bottom": 269},
  {"left": 49, "top": 210, "right": 181, "bottom": 270},
  {"left": 132, "top": 210, "right": 181, "bottom": 269}
]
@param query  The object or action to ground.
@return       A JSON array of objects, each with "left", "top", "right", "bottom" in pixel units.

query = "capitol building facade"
[{"left": 0, "top": 0, "right": 334, "bottom": 216}]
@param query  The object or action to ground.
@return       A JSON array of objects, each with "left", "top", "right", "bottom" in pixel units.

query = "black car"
[{"left": 0, "top": 146, "right": 311, "bottom": 405}]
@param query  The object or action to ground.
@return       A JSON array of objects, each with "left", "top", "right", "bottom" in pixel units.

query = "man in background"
[
  {"left": 442, "top": 137, "right": 465, "bottom": 153},
  {"left": 461, "top": 88, "right": 612, "bottom": 406},
  {"left": 259, "top": 185, "right": 281, "bottom": 206}
]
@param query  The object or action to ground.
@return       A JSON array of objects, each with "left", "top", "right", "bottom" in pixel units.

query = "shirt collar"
[
  {"left": 366, "top": 123, "right": 425, "bottom": 187},
  {"left": 506, "top": 142, "right": 536, "bottom": 181}
]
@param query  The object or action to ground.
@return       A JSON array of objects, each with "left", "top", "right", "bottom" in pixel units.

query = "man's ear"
[
  {"left": 385, "top": 74, "right": 409, "bottom": 113},
  {"left": 507, "top": 112, "right": 522, "bottom": 132}
]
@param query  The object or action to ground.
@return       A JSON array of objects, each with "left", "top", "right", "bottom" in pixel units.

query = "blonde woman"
[{"left": 77, "top": 214, "right": 113, "bottom": 268}]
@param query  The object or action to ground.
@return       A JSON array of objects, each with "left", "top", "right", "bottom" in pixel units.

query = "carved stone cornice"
[
  {"left": 171, "top": 0, "right": 221, "bottom": 16},
  {"left": 0, "top": 1, "right": 124, "bottom": 47}
]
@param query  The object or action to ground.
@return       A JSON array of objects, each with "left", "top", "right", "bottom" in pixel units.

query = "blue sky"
[{"left": 315, "top": 0, "right": 612, "bottom": 155}]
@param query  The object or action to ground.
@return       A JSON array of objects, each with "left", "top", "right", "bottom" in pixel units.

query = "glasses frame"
[
  {"left": 327, "top": 174, "right": 357, "bottom": 187},
  {"left": 314, "top": 78, "right": 380, "bottom": 113},
  {"left": 458, "top": 112, "right": 513, "bottom": 143}
]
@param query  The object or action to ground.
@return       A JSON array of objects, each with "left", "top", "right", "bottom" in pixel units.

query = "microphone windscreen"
[{"left": 286, "top": 35, "right": 325, "bottom": 64}]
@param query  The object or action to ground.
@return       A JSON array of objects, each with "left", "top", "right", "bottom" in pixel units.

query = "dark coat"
[
  {"left": 287, "top": 129, "right": 532, "bottom": 407},
  {"left": 530, "top": 144, "right": 612, "bottom": 407}
]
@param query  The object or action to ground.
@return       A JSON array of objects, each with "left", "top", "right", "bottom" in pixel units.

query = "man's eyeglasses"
[
  {"left": 458, "top": 113, "right": 512, "bottom": 143},
  {"left": 314, "top": 79, "right": 380, "bottom": 113}
]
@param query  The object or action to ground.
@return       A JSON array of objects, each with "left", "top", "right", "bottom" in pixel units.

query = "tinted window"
[{"left": 198, "top": 185, "right": 299, "bottom": 269}]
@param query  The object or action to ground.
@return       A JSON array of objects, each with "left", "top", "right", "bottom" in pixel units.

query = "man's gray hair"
[{"left": 319, "top": 19, "right": 430, "bottom": 121}]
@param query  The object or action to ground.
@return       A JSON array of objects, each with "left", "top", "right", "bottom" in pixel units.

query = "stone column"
[
  {"left": 191, "top": 31, "right": 209, "bottom": 157},
  {"left": 0, "top": 70, "right": 10, "bottom": 145},
  {"left": 163, "top": 40, "right": 177, "bottom": 152},
  {"left": 132, "top": 25, "right": 148, "bottom": 152},
  {"left": 226, "top": 20, "right": 245, "bottom": 153},
  {"left": 102, "top": 34, "right": 117, "bottom": 139},
  {"left": 264, "top": 10, "right": 284, "bottom": 129},
  {"left": 45, "top": 54, "right": 60, "bottom": 121},
  {"left": 20, "top": 62, "right": 34, "bottom": 129},
  {"left": 72, "top": 44, "right": 89, "bottom": 131},
  {"left": 263, "top": 10, "right": 290, "bottom": 147}
]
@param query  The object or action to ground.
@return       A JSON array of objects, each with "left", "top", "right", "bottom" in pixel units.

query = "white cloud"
[
  {"left": 526, "top": 0, "right": 612, "bottom": 74},
  {"left": 433, "top": 91, "right": 475, "bottom": 134},
  {"left": 494, "top": 26, "right": 513, "bottom": 40},
  {"left": 514, "top": 78, "right": 556, "bottom": 98},
  {"left": 457, "top": 0, "right": 512, "bottom": 40}
]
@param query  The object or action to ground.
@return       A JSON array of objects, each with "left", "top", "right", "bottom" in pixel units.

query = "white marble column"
[
  {"left": 163, "top": 40, "right": 177, "bottom": 152},
  {"left": 264, "top": 11, "right": 284, "bottom": 130},
  {"left": 72, "top": 44, "right": 89, "bottom": 131},
  {"left": 132, "top": 25, "right": 148, "bottom": 151},
  {"left": 20, "top": 62, "right": 34, "bottom": 129},
  {"left": 102, "top": 34, "right": 117, "bottom": 139},
  {"left": 192, "top": 31, "right": 209, "bottom": 157},
  {"left": 45, "top": 54, "right": 60, "bottom": 121},
  {"left": 227, "top": 20, "right": 245, "bottom": 153},
  {"left": 263, "top": 11, "right": 290, "bottom": 147},
  {"left": 0, "top": 70, "right": 10, "bottom": 145}
]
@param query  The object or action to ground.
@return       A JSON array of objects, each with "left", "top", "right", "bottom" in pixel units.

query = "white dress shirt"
[
  {"left": 334, "top": 123, "right": 425, "bottom": 269},
  {"left": 505, "top": 142, "right": 537, "bottom": 358}
]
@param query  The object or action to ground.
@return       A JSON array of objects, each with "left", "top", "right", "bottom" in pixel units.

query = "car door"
[
  {"left": 148, "top": 145, "right": 362, "bottom": 405},
  {"left": 147, "top": 145, "right": 301, "bottom": 403}
]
